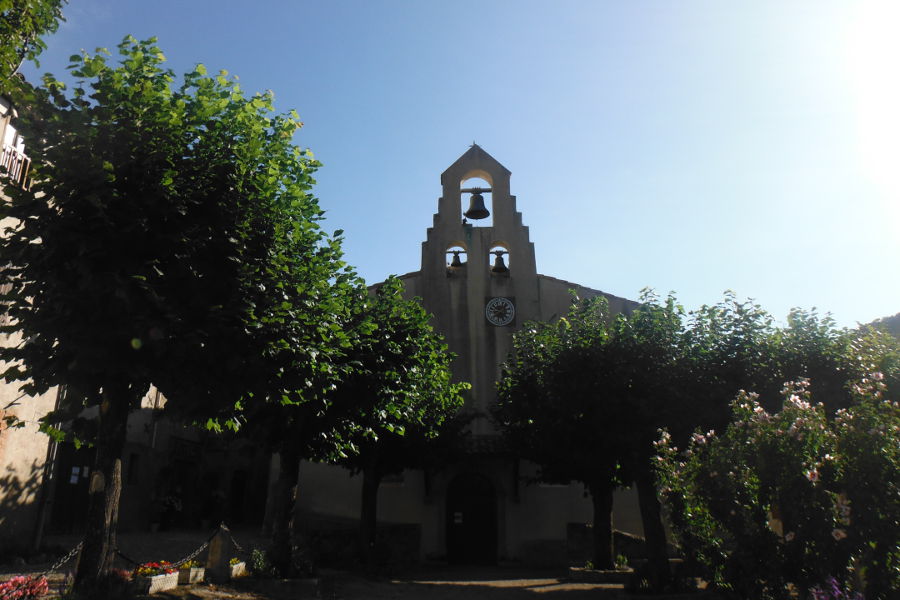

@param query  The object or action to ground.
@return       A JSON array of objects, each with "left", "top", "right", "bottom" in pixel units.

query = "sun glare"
[{"left": 845, "top": 0, "right": 900, "bottom": 204}]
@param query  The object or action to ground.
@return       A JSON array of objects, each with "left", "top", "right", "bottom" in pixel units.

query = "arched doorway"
[{"left": 446, "top": 472, "right": 497, "bottom": 564}]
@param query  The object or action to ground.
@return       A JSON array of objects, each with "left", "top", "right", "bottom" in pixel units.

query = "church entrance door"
[{"left": 446, "top": 473, "right": 497, "bottom": 564}]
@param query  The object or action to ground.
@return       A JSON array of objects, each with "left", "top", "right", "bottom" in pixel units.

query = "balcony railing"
[{"left": 1, "top": 143, "right": 30, "bottom": 188}]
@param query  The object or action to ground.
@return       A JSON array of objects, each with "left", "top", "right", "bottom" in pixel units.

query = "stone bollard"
[{"left": 205, "top": 523, "right": 234, "bottom": 583}]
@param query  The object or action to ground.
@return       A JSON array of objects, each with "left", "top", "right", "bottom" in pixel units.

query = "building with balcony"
[{"left": 0, "top": 96, "right": 30, "bottom": 189}]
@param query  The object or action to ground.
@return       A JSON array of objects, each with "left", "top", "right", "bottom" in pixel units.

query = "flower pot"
[
  {"left": 177, "top": 566, "right": 205, "bottom": 585},
  {"left": 230, "top": 561, "right": 247, "bottom": 578},
  {"left": 134, "top": 571, "right": 179, "bottom": 594}
]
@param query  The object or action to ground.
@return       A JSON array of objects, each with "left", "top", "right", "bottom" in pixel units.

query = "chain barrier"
[
  {"left": 217, "top": 521, "right": 251, "bottom": 557},
  {"left": 115, "top": 549, "right": 141, "bottom": 566},
  {"left": 0, "top": 541, "right": 83, "bottom": 600},
  {"left": 228, "top": 533, "right": 250, "bottom": 557},
  {"left": 41, "top": 541, "right": 83, "bottom": 578},
  {"left": 115, "top": 524, "right": 221, "bottom": 569},
  {"left": 0, "top": 521, "right": 252, "bottom": 598},
  {"left": 170, "top": 539, "right": 209, "bottom": 568}
]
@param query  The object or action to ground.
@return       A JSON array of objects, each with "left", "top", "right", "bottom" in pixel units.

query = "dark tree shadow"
[{"left": 0, "top": 459, "right": 46, "bottom": 561}]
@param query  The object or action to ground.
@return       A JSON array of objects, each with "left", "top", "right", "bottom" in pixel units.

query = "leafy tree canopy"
[
  {"left": 0, "top": 36, "right": 350, "bottom": 587},
  {"left": 0, "top": 0, "right": 65, "bottom": 91},
  {"left": 334, "top": 276, "right": 468, "bottom": 463}
]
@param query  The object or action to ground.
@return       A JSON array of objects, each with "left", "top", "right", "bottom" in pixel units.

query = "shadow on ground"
[{"left": 149, "top": 568, "right": 627, "bottom": 600}]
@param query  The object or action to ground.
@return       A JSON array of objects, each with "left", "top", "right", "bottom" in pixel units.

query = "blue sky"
[{"left": 22, "top": 0, "right": 899, "bottom": 328}]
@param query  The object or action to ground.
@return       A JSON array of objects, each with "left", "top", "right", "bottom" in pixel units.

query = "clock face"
[{"left": 485, "top": 297, "right": 515, "bottom": 327}]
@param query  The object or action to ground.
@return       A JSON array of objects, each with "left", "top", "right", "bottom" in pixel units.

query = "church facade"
[{"left": 297, "top": 145, "right": 642, "bottom": 565}]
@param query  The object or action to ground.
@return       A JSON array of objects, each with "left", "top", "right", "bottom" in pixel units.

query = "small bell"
[
  {"left": 449, "top": 250, "right": 465, "bottom": 268},
  {"left": 491, "top": 251, "right": 509, "bottom": 274},
  {"left": 464, "top": 192, "right": 490, "bottom": 220}
]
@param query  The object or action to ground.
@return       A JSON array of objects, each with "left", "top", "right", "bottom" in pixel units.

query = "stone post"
[{"left": 205, "top": 523, "right": 233, "bottom": 583}]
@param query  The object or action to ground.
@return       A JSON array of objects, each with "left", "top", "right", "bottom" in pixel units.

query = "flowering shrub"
[
  {"left": 656, "top": 376, "right": 899, "bottom": 600},
  {"left": 830, "top": 374, "right": 900, "bottom": 600},
  {"left": 180, "top": 560, "right": 201, "bottom": 569},
  {"left": 810, "top": 576, "right": 864, "bottom": 600},
  {"left": 134, "top": 560, "right": 177, "bottom": 577},
  {"left": 0, "top": 575, "right": 49, "bottom": 600}
]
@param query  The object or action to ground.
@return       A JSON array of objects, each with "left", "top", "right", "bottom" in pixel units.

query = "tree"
[
  {"left": 679, "top": 292, "right": 782, "bottom": 432},
  {"left": 600, "top": 291, "right": 685, "bottom": 588},
  {"left": 332, "top": 277, "right": 467, "bottom": 572},
  {"left": 494, "top": 295, "right": 632, "bottom": 569},
  {"left": 1, "top": 37, "right": 349, "bottom": 590},
  {"left": 0, "top": 0, "right": 65, "bottom": 91}
]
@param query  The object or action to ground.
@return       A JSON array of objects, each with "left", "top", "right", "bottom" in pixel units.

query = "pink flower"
[
  {"left": 806, "top": 469, "right": 819, "bottom": 482},
  {"left": 831, "top": 528, "right": 847, "bottom": 541},
  {"left": 785, "top": 531, "right": 795, "bottom": 542},
  {"left": 0, "top": 575, "right": 49, "bottom": 600}
]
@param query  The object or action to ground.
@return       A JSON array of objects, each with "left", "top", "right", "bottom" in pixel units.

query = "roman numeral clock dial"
[{"left": 485, "top": 297, "right": 515, "bottom": 327}]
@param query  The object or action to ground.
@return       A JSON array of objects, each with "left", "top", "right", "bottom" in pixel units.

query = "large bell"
[
  {"left": 491, "top": 252, "right": 509, "bottom": 274},
  {"left": 464, "top": 192, "right": 490, "bottom": 220}
]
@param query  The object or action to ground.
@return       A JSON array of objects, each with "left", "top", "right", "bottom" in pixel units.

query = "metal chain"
[
  {"left": 171, "top": 540, "right": 209, "bottom": 568},
  {"left": 1, "top": 522, "right": 244, "bottom": 598},
  {"left": 0, "top": 524, "right": 232, "bottom": 600},
  {"left": 37, "top": 540, "right": 83, "bottom": 578},
  {"left": 115, "top": 549, "right": 141, "bottom": 566},
  {"left": 0, "top": 541, "right": 84, "bottom": 600},
  {"left": 228, "top": 533, "right": 249, "bottom": 556},
  {"left": 118, "top": 525, "right": 220, "bottom": 569}
]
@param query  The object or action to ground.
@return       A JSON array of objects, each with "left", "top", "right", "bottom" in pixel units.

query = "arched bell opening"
[
  {"left": 488, "top": 244, "right": 510, "bottom": 276},
  {"left": 446, "top": 244, "right": 467, "bottom": 276},
  {"left": 460, "top": 176, "right": 492, "bottom": 227}
]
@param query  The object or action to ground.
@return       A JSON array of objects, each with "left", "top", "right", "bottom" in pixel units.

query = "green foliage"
[
  {"left": 496, "top": 289, "right": 898, "bottom": 582},
  {"left": 495, "top": 295, "right": 623, "bottom": 486},
  {"left": 334, "top": 276, "right": 468, "bottom": 470},
  {"left": 656, "top": 377, "right": 899, "bottom": 600},
  {"left": 679, "top": 292, "right": 781, "bottom": 432},
  {"left": 248, "top": 548, "right": 277, "bottom": 579},
  {"left": 2, "top": 35, "right": 350, "bottom": 429},
  {"left": 0, "top": 36, "right": 348, "bottom": 587},
  {"left": 0, "top": 0, "right": 65, "bottom": 89}
]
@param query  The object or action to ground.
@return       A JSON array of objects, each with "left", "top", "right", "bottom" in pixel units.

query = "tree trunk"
[
  {"left": 270, "top": 442, "right": 300, "bottom": 576},
  {"left": 73, "top": 385, "right": 132, "bottom": 591},
  {"left": 359, "top": 464, "right": 381, "bottom": 575},
  {"left": 634, "top": 453, "right": 670, "bottom": 590},
  {"left": 588, "top": 481, "right": 615, "bottom": 569}
]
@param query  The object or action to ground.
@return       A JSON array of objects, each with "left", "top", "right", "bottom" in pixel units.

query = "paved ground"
[
  {"left": 2, "top": 530, "right": 710, "bottom": 599},
  {"left": 152, "top": 568, "right": 628, "bottom": 600}
]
